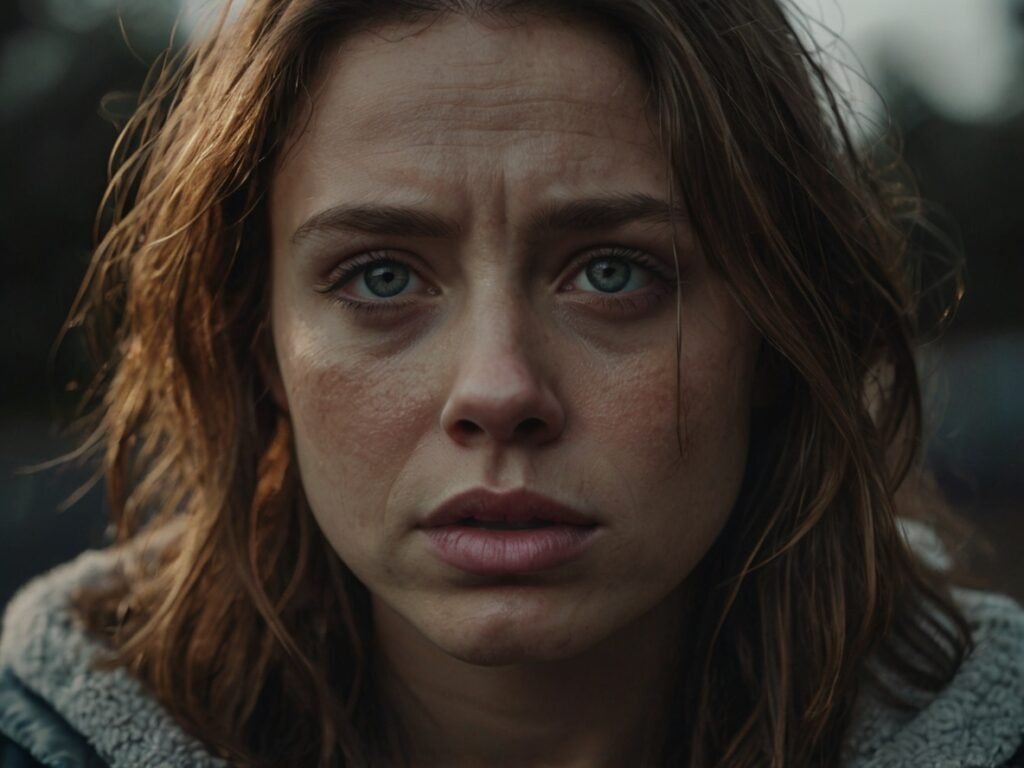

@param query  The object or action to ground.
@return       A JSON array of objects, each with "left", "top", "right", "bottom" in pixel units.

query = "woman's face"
[{"left": 269, "top": 15, "right": 759, "bottom": 665}]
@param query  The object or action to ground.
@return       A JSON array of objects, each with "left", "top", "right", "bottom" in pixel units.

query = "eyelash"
[
  {"left": 315, "top": 247, "right": 676, "bottom": 316},
  {"left": 565, "top": 247, "right": 675, "bottom": 314},
  {"left": 315, "top": 251, "right": 422, "bottom": 316}
]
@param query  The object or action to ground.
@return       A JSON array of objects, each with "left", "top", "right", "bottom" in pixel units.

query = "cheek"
[
  {"left": 282, "top": 348, "right": 435, "bottom": 494},
  {"left": 581, "top": 325, "right": 755, "bottom": 542},
  {"left": 683, "top": 339, "right": 755, "bottom": 440},
  {"left": 573, "top": 354, "right": 679, "bottom": 455},
  {"left": 575, "top": 335, "right": 751, "bottom": 464}
]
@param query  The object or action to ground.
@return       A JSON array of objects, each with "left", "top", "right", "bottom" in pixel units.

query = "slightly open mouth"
[{"left": 457, "top": 518, "right": 557, "bottom": 530}]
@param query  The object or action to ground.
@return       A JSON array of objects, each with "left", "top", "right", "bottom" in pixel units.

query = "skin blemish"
[{"left": 269, "top": 14, "right": 760, "bottom": 766}]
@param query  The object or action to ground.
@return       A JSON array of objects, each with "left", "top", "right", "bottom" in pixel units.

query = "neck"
[{"left": 372, "top": 590, "right": 687, "bottom": 768}]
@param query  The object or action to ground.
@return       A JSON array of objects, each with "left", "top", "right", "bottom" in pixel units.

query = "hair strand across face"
[{"left": 69, "top": 1, "right": 971, "bottom": 765}]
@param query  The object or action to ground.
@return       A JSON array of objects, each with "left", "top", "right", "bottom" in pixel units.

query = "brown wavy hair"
[{"left": 71, "top": 0, "right": 972, "bottom": 765}]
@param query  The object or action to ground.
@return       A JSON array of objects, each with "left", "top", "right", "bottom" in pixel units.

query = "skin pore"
[{"left": 269, "top": 13, "right": 760, "bottom": 767}]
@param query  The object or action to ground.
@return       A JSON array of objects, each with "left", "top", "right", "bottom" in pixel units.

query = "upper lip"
[{"left": 422, "top": 488, "right": 598, "bottom": 528}]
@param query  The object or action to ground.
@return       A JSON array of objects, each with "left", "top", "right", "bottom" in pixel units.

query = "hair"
[{"left": 69, "top": 0, "right": 972, "bottom": 765}]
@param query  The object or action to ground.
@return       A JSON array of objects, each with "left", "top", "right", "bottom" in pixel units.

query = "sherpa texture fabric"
[
  {"left": 0, "top": 546, "right": 224, "bottom": 768},
  {"left": 1, "top": 542, "right": 1023, "bottom": 767},
  {"left": 842, "top": 586, "right": 1024, "bottom": 768}
]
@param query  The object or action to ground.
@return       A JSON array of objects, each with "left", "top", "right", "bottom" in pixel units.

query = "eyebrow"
[
  {"left": 291, "top": 204, "right": 458, "bottom": 243},
  {"left": 289, "top": 192, "right": 683, "bottom": 245},
  {"left": 527, "top": 193, "right": 683, "bottom": 234}
]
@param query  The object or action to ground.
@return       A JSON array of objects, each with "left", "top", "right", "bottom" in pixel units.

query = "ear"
[
  {"left": 255, "top": 319, "right": 290, "bottom": 413},
  {"left": 751, "top": 339, "right": 793, "bottom": 409}
]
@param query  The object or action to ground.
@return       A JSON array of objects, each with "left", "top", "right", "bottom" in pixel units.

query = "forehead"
[
  {"left": 273, "top": 14, "right": 667, "bottom": 229},
  {"left": 326, "top": 16, "right": 644, "bottom": 131}
]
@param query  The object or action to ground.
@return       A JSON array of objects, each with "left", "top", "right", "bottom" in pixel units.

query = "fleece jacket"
[{"left": 1, "top": 541, "right": 1023, "bottom": 767}]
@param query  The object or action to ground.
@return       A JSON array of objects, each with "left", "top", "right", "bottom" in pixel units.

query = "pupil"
[
  {"left": 586, "top": 258, "right": 631, "bottom": 293},
  {"left": 365, "top": 263, "right": 410, "bottom": 298}
]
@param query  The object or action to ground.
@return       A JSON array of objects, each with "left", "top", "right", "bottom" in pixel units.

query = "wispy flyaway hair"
[{"left": 72, "top": 1, "right": 970, "bottom": 765}]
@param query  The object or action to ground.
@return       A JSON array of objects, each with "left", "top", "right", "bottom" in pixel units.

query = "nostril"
[
  {"left": 516, "top": 417, "right": 547, "bottom": 438},
  {"left": 441, "top": 385, "right": 565, "bottom": 445},
  {"left": 454, "top": 419, "right": 484, "bottom": 438}
]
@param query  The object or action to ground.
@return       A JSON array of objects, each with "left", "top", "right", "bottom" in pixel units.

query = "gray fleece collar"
[
  {"left": 843, "top": 587, "right": 1024, "bottom": 768},
  {"left": 2, "top": 544, "right": 1023, "bottom": 767},
  {"left": 0, "top": 547, "right": 224, "bottom": 768}
]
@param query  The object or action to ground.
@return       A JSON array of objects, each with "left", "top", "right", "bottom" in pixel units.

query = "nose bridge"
[
  {"left": 440, "top": 286, "right": 564, "bottom": 446},
  {"left": 465, "top": 288, "right": 532, "bottom": 371}
]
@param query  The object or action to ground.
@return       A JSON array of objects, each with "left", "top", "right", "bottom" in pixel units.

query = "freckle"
[
  {"left": 310, "top": 366, "right": 361, "bottom": 422},
  {"left": 292, "top": 353, "right": 438, "bottom": 475}
]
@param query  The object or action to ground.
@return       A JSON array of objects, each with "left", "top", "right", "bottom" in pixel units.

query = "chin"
[
  {"left": 439, "top": 628, "right": 588, "bottom": 667},
  {"left": 426, "top": 599, "right": 601, "bottom": 667}
]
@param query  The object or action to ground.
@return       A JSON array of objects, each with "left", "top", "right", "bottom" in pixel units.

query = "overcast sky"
[
  {"left": 18, "top": 0, "right": 1022, "bottom": 126},
  {"left": 789, "top": 0, "right": 1024, "bottom": 121},
  {"left": 177, "top": 0, "right": 1024, "bottom": 123}
]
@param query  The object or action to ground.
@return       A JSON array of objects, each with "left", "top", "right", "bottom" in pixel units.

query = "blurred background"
[{"left": 0, "top": 0, "right": 1021, "bottom": 610}]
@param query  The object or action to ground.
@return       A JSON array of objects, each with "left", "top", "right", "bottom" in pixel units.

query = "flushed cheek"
[
  {"left": 575, "top": 358, "right": 680, "bottom": 455},
  {"left": 284, "top": 352, "right": 436, "bottom": 487},
  {"left": 572, "top": 333, "right": 753, "bottom": 515},
  {"left": 569, "top": 344, "right": 703, "bottom": 459}
]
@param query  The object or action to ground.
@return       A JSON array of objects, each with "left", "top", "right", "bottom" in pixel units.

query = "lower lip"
[{"left": 421, "top": 525, "right": 598, "bottom": 575}]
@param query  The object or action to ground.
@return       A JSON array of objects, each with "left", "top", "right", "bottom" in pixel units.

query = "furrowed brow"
[
  {"left": 291, "top": 204, "right": 459, "bottom": 244},
  {"left": 529, "top": 193, "right": 684, "bottom": 235}
]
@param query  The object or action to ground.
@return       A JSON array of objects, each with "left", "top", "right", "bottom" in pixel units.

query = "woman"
[{"left": 1, "top": 0, "right": 1022, "bottom": 765}]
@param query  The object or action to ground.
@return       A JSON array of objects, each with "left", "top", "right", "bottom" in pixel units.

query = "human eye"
[
  {"left": 562, "top": 246, "right": 674, "bottom": 315},
  {"left": 315, "top": 251, "right": 436, "bottom": 315}
]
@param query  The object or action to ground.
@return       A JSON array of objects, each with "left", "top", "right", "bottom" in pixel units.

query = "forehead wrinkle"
[
  {"left": 314, "top": 24, "right": 649, "bottom": 145},
  {"left": 348, "top": 132, "right": 643, "bottom": 155},
  {"left": 278, "top": 16, "right": 670, "bottom": 243},
  {"left": 355, "top": 13, "right": 638, "bottom": 78},
  {"left": 341, "top": 89, "right": 656, "bottom": 153}
]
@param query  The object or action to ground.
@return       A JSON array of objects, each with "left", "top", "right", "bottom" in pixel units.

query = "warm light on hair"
[{"left": 71, "top": 1, "right": 970, "bottom": 765}]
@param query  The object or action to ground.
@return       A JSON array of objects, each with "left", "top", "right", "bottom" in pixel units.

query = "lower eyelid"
[
  {"left": 561, "top": 283, "right": 672, "bottom": 315},
  {"left": 564, "top": 253, "right": 675, "bottom": 293}
]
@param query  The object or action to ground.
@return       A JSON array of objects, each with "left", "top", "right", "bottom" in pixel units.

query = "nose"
[{"left": 440, "top": 308, "right": 566, "bottom": 447}]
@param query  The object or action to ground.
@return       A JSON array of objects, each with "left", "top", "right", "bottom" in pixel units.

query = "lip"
[
  {"left": 422, "top": 488, "right": 598, "bottom": 528},
  {"left": 420, "top": 488, "right": 600, "bottom": 575}
]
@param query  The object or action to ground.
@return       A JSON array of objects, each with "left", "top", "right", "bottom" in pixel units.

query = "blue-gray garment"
[
  {"left": 0, "top": 547, "right": 223, "bottom": 768},
  {"left": 1, "top": 545, "right": 1023, "bottom": 767}
]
